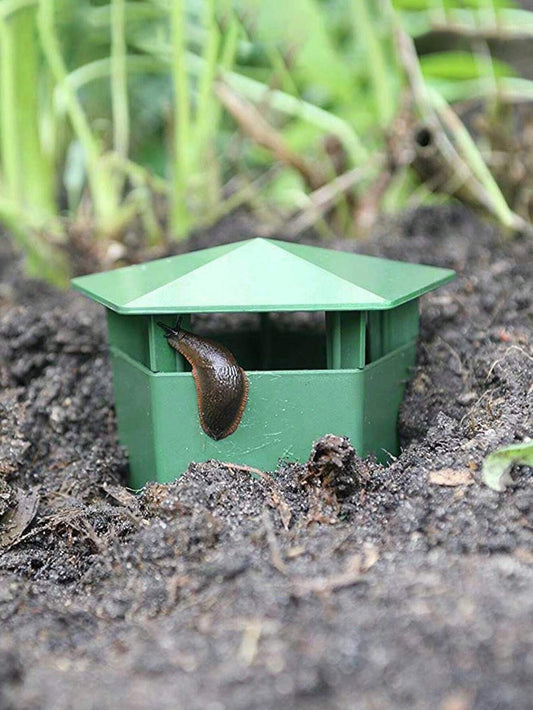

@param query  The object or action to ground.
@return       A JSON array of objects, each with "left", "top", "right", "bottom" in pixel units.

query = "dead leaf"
[
  {"left": 0, "top": 487, "right": 39, "bottom": 547},
  {"left": 101, "top": 482, "right": 139, "bottom": 509},
  {"left": 429, "top": 469, "right": 474, "bottom": 487}
]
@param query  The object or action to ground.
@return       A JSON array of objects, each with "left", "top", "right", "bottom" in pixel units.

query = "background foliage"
[{"left": 0, "top": 0, "right": 532, "bottom": 281}]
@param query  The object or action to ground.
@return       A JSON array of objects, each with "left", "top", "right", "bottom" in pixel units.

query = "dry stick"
[
  {"left": 394, "top": 23, "right": 487, "bottom": 200},
  {"left": 395, "top": 18, "right": 530, "bottom": 234},
  {"left": 220, "top": 461, "right": 275, "bottom": 485},
  {"left": 429, "top": 90, "right": 532, "bottom": 235},
  {"left": 394, "top": 25, "right": 484, "bottom": 199},
  {"left": 284, "top": 163, "right": 379, "bottom": 238},
  {"left": 237, "top": 618, "right": 263, "bottom": 666},
  {"left": 215, "top": 81, "right": 324, "bottom": 190},
  {"left": 291, "top": 546, "right": 379, "bottom": 597},
  {"left": 261, "top": 508, "right": 287, "bottom": 576},
  {"left": 429, "top": 19, "right": 533, "bottom": 42}
]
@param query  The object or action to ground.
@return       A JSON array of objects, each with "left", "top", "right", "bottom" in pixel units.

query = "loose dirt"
[{"left": 0, "top": 205, "right": 531, "bottom": 710}]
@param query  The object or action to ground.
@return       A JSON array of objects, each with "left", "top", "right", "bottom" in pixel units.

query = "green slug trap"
[{"left": 71, "top": 238, "right": 455, "bottom": 487}]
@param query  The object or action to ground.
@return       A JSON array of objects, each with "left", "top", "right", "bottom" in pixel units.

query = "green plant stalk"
[
  {"left": 222, "top": 70, "right": 368, "bottom": 165},
  {"left": 170, "top": 0, "right": 192, "bottom": 238},
  {"left": 420, "top": 7, "right": 533, "bottom": 40},
  {"left": 122, "top": 26, "right": 367, "bottom": 164},
  {"left": 428, "top": 87, "right": 520, "bottom": 230},
  {"left": 194, "top": 0, "right": 219, "bottom": 144},
  {"left": 37, "top": 0, "right": 118, "bottom": 234},
  {"left": 193, "top": 0, "right": 221, "bottom": 211},
  {"left": 66, "top": 55, "right": 166, "bottom": 92},
  {"left": 428, "top": 76, "right": 533, "bottom": 104},
  {"left": 0, "top": 195, "right": 67, "bottom": 286},
  {"left": 352, "top": 0, "right": 395, "bottom": 128},
  {"left": 211, "top": 13, "right": 239, "bottom": 126},
  {"left": 0, "top": 6, "right": 55, "bottom": 216},
  {"left": 0, "top": 0, "right": 37, "bottom": 21},
  {"left": 111, "top": 0, "right": 129, "bottom": 159},
  {"left": 0, "top": 18, "right": 20, "bottom": 205}
]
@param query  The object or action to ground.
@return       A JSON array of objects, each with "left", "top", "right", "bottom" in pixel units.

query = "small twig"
[
  {"left": 291, "top": 547, "right": 379, "bottom": 597},
  {"left": 485, "top": 345, "right": 533, "bottom": 382},
  {"left": 284, "top": 163, "right": 379, "bottom": 237},
  {"left": 261, "top": 508, "right": 287, "bottom": 575},
  {"left": 429, "top": 19, "right": 533, "bottom": 42},
  {"left": 220, "top": 461, "right": 275, "bottom": 485},
  {"left": 459, "top": 388, "right": 494, "bottom": 428},
  {"left": 215, "top": 80, "right": 324, "bottom": 190},
  {"left": 237, "top": 618, "right": 263, "bottom": 666},
  {"left": 166, "top": 574, "right": 192, "bottom": 607},
  {"left": 393, "top": 11, "right": 532, "bottom": 235}
]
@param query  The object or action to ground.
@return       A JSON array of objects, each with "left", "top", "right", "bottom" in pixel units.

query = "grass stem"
[
  {"left": 38, "top": 0, "right": 118, "bottom": 234},
  {"left": 170, "top": 0, "right": 192, "bottom": 238},
  {"left": 0, "top": 5, "right": 54, "bottom": 215},
  {"left": 352, "top": 0, "right": 395, "bottom": 128},
  {"left": 111, "top": 0, "right": 129, "bottom": 159}
]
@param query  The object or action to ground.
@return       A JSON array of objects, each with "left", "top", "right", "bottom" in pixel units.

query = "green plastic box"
[{"left": 72, "top": 238, "right": 455, "bottom": 487}]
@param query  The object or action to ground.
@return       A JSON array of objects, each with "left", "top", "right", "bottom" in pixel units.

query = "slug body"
[{"left": 158, "top": 321, "right": 249, "bottom": 441}]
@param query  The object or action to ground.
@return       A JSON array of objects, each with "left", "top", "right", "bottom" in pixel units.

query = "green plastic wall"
[
  {"left": 109, "top": 341, "right": 416, "bottom": 487},
  {"left": 106, "top": 304, "right": 420, "bottom": 486}
]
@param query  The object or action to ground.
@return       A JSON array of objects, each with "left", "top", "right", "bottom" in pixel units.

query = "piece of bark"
[
  {"left": 0, "top": 487, "right": 39, "bottom": 547},
  {"left": 302, "top": 434, "right": 367, "bottom": 500}
]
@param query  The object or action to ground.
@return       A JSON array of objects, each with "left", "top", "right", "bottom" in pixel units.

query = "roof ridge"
[{"left": 269, "top": 240, "right": 388, "bottom": 303}]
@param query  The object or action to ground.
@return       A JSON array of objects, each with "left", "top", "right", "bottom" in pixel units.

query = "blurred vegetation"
[{"left": 0, "top": 0, "right": 532, "bottom": 282}]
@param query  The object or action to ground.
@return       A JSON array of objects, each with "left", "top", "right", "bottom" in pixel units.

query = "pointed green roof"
[{"left": 71, "top": 238, "right": 455, "bottom": 314}]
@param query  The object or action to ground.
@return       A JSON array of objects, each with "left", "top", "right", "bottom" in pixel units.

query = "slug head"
[{"left": 157, "top": 317, "right": 182, "bottom": 338}]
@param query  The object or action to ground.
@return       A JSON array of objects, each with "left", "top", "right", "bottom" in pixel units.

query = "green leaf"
[
  {"left": 421, "top": 51, "right": 515, "bottom": 82},
  {"left": 482, "top": 441, "right": 533, "bottom": 492},
  {"left": 234, "top": 0, "right": 356, "bottom": 105},
  {"left": 393, "top": 0, "right": 517, "bottom": 10}
]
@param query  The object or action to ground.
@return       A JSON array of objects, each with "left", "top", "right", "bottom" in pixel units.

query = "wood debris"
[{"left": 429, "top": 469, "right": 474, "bottom": 487}]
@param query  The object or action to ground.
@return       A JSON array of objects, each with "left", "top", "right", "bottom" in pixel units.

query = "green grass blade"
[
  {"left": 0, "top": 6, "right": 55, "bottom": 215},
  {"left": 351, "top": 0, "right": 396, "bottom": 127},
  {"left": 111, "top": 0, "right": 129, "bottom": 158},
  {"left": 38, "top": 0, "right": 118, "bottom": 233},
  {"left": 221, "top": 70, "right": 368, "bottom": 165},
  {"left": 194, "top": 0, "right": 220, "bottom": 143},
  {"left": 169, "top": 0, "right": 192, "bottom": 238}
]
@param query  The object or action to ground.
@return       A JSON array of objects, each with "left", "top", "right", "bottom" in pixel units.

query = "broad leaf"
[{"left": 482, "top": 441, "right": 533, "bottom": 492}]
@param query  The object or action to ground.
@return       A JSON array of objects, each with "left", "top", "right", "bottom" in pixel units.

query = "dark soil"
[{"left": 0, "top": 205, "right": 531, "bottom": 710}]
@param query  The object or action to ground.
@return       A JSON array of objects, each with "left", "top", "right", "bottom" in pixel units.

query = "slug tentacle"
[
  {"left": 157, "top": 318, "right": 181, "bottom": 338},
  {"left": 158, "top": 321, "right": 248, "bottom": 441}
]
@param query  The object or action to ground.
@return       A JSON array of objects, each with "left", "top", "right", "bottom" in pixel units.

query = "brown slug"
[{"left": 158, "top": 320, "right": 249, "bottom": 441}]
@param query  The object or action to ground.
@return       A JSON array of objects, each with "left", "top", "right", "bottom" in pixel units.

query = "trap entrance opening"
[
  {"left": 181, "top": 308, "right": 402, "bottom": 372},
  {"left": 107, "top": 302, "right": 420, "bottom": 376},
  {"left": 189, "top": 311, "right": 327, "bottom": 371}
]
